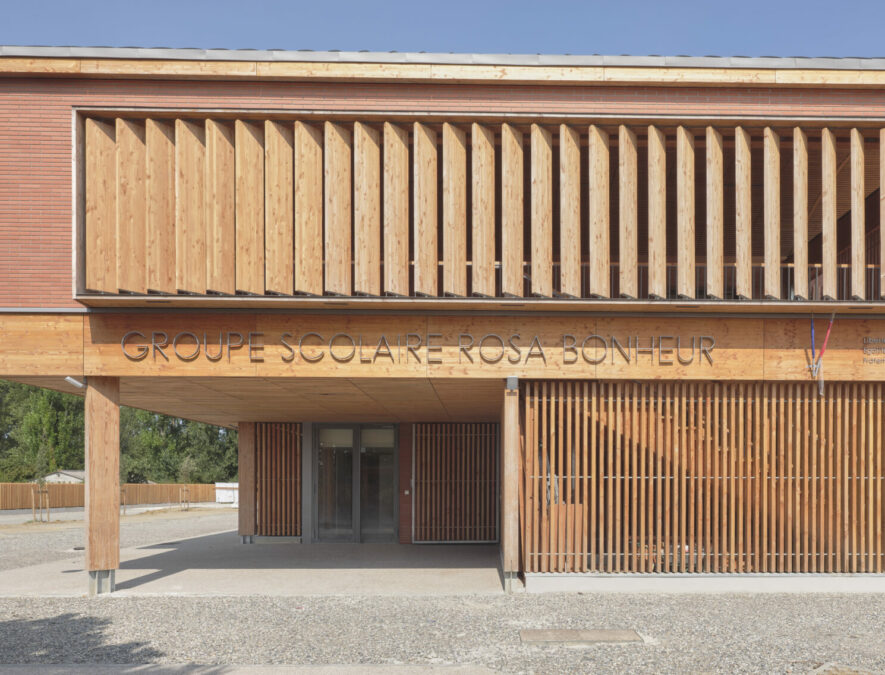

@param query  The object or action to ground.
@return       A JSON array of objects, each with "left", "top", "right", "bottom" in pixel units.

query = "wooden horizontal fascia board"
[{"left": 3, "top": 57, "right": 885, "bottom": 87}]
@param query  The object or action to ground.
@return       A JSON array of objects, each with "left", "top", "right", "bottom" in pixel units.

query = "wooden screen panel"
[
  {"left": 793, "top": 128, "right": 809, "bottom": 300},
  {"left": 383, "top": 122, "right": 410, "bottom": 296},
  {"left": 255, "top": 422, "right": 302, "bottom": 537},
  {"left": 265, "top": 120, "right": 294, "bottom": 295},
  {"left": 175, "top": 119, "right": 206, "bottom": 294},
  {"left": 471, "top": 123, "right": 496, "bottom": 297},
  {"left": 735, "top": 126, "right": 753, "bottom": 299},
  {"left": 676, "top": 126, "right": 695, "bottom": 299},
  {"left": 324, "top": 121, "right": 352, "bottom": 295},
  {"left": 559, "top": 124, "right": 581, "bottom": 298},
  {"left": 115, "top": 118, "right": 146, "bottom": 293},
  {"left": 531, "top": 124, "right": 553, "bottom": 298},
  {"left": 145, "top": 119, "right": 176, "bottom": 294},
  {"left": 822, "top": 128, "right": 838, "bottom": 300},
  {"left": 354, "top": 122, "right": 381, "bottom": 296},
  {"left": 235, "top": 120, "right": 265, "bottom": 295},
  {"left": 764, "top": 127, "right": 781, "bottom": 299},
  {"left": 588, "top": 125, "right": 610, "bottom": 298},
  {"left": 647, "top": 126, "right": 666, "bottom": 299},
  {"left": 294, "top": 121, "right": 323, "bottom": 295},
  {"left": 501, "top": 123, "right": 524, "bottom": 297},
  {"left": 706, "top": 126, "right": 724, "bottom": 299},
  {"left": 413, "top": 122, "right": 438, "bottom": 296},
  {"left": 618, "top": 126, "right": 638, "bottom": 299},
  {"left": 205, "top": 119, "right": 235, "bottom": 295},
  {"left": 520, "top": 380, "right": 885, "bottom": 574},
  {"left": 413, "top": 423, "right": 499, "bottom": 543},
  {"left": 85, "top": 118, "right": 116, "bottom": 293},
  {"left": 443, "top": 123, "right": 467, "bottom": 297},
  {"left": 850, "top": 129, "right": 866, "bottom": 300}
]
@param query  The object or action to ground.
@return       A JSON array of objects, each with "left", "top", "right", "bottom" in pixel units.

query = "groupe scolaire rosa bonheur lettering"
[{"left": 120, "top": 330, "right": 717, "bottom": 366}]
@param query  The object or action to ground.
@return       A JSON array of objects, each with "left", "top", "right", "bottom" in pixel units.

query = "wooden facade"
[{"left": 83, "top": 116, "right": 885, "bottom": 305}]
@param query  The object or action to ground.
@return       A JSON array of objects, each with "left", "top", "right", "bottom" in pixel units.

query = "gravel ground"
[
  {"left": 0, "top": 510, "right": 236, "bottom": 572},
  {"left": 0, "top": 594, "right": 883, "bottom": 673}
]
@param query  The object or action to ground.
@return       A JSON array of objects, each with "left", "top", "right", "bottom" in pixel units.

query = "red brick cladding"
[{"left": 3, "top": 76, "right": 885, "bottom": 308}]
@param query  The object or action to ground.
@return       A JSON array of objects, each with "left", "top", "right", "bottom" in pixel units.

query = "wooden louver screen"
[
  {"left": 413, "top": 423, "right": 499, "bottom": 542},
  {"left": 255, "top": 422, "right": 301, "bottom": 537},
  {"left": 85, "top": 116, "right": 884, "bottom": 302},
  {"left": 521, "top": 381, "right": 885, "bottom": 574}
]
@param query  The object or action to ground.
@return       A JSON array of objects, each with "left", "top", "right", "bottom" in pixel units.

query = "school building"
[{"left": 0, "top": 46, "right": 884, "bottom": 593}]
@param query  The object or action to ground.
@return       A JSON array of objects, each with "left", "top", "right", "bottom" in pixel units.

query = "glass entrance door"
[{"left": 315, "top": 425, "right": 397, "bottom": 542}]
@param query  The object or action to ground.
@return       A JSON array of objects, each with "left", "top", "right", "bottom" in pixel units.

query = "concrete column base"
[
  {"left": 240, "top": 535, "right": 254, "bottom": 544},
  {"left": 88, "top": 569, "right": 115, "bottom": 595}
]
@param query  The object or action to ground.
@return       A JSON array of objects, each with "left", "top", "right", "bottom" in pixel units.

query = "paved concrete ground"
[
  {"left": 1, "top": 510, "right": 884, "bottom": 672},
  {"left": 0, "top": 503, "right": 228, "bottom": 526}
]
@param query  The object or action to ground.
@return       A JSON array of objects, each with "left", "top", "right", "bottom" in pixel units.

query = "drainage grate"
[{"left": 520, "top": 629, "right": 643, "bottom": 645}]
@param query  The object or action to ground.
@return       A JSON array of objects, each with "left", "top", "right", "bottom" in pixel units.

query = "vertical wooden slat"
[
  {"left": 471, "top": 123, "right": 496, "bottom": 297},
  {"left": 443, "top": 123, "right": 467, "bottom": 297},
  {"left": 676, "top": 126, "right": 695, "bottom": 299},
  {"left": 559, "top": 125, "right": 581, "bottom": 298},
  {"left": 588, "top": 125, "right": 610, "bottom": 298},
  {"left": 793, "top": 128, "right": 809, "bottom": 300},
  {"left": 353, "top": 122, "right": 382, "bottom": 296},
  {"left": 294, "top": 122, "right": 323, "bottom": 295},
  {"left": 115, "top": 119, "right": 146, "bottom": 293},
  {"left": 175, "top": 119, "right": 206, "bottom": 294},
  {"left": 264, "top": 120, "right": 295, "bottom": 295},
  {"left": 85, "top": 118, "right": 117, "bottom": 294},
  {"left": 234, "top": 120, "right": 265, "bottom": 295},
  {"left": 238, "top": 422, "right": 255, "bottom": 537},
  {"left": 501, "top": 123, "right": 524, "bottom": 297},
  {"left": 144, "top": 119, "right": 176, "bottom": 295},
  {"left": 413, "top": 122, "right": 438, "bottom": 296},
  {"left": 531, "top": 124, "right": 553, "bottom": 297},
  {"left": 850, "top": 129, "right": 866, "bottom": 300},
  {"left": 324, "top": 121, "right": 353, "bottom": 295},
  {"left": 619, "top": 126, "right": 638, "bottom": 299},
  {"left": 822, "top": 128, "right": 838, "bottom": 300},
  {"left": 706, "top": 126, "right": 724, "bottom": 299},
  {"left": 735, "top": 126, "right": 753, "bottom": 299},
  {"left": 648, "top": 126, "right": 667, "bottom": 299},
  {"left": 764, "top": 127, "right": 781, "bottom": 299},
  {"left": 881, "top": 132, "right": 885, "bottom": 299},
  {"left": 204, "top": 119, "right": 235, "bottom": 295}
]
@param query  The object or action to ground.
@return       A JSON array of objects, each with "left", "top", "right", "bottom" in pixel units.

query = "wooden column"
[
  {"left": 85, "top": 377, "right": 120, "bottom": 580},
  {"left": 676, "top": 126, "right": 695, "bottom": 299},
  {"left": 559, "top": 124, "right": 581, "bottom": 298},
  {"left": 471, "top": 124, "right": 496, "bottom": 297},
  {"left": 706, "top": 126, "right": 724, "bottom": 299},
  {"left": 443, "top": 123, "right": 467, "bottom": 297},
  {"left": 619, "top": 125, "right": 638, "bottom": 299},
  {"left": 648, "top": 126, "right": 667, "bottom": 299},
  {"left": 501, "top": 379, "right": 520, "bottom": 587},
  {"left": 501, "top": 123, "right": 524, "bottom": 297},
  {"left": 588, "top": 125, "right": 610, "bottom": 298},
  {"left": 735, "top": 127, "right": 753, "bottom": 299},
  {"left": 764, "top": 127, "right": 781, "bottom": 299},
  {"left": 822, "top": 128, "right": 838, "bottom": 300},
  {"left": 793, "top": 128, "right": 809, "bottom": 300},
  {"left": 530, "top": 124, "right": 553, "bottom": 297},
  {"left": 238, "top": 421, "right": 256, "bottom": 538},
  {"left": 850, "top": 128, "right": 866, "bottom": 300}
]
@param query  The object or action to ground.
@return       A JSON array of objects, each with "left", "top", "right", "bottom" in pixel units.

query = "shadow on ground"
[{"left": 0, "top": 612, "right": 163, "bottom": 663}]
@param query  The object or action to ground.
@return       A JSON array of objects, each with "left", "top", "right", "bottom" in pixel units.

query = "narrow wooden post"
[
  {"left": 501, "top": 377, "right": 520, "bottom": 591},
  {"left": 238, "top": 422, "right": 256, "bottom": 542},
  {"left": 85, "top": 376, "right": 120, "bottom": 595}
]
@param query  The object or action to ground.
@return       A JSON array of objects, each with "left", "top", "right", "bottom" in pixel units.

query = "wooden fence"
[
  {"left": 0, "top": 482, "right": 216, "bottom": 510},
  {"left": 521, "top": 380, "right": 885, "bottom": 574}
]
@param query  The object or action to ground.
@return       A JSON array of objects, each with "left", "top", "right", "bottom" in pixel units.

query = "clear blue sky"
[{"left": 1, "top": 0, "right": 882, "bottom": 58}]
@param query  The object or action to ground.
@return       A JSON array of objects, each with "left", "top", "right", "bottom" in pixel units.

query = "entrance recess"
[{"left": 315, "top": 425, "right": 397, "bottom": 542}]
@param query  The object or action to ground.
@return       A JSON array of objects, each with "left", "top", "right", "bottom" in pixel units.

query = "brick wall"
[{"left": 4, "top": 75, "right": 885, "bottom": 308}]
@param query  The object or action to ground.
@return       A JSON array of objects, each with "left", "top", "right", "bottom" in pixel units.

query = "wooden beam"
[
  {"left": 850, "top": 128, "right": 866, "bottom": 300},
  {"left": 735, "top": 126, "right": 753, "bottom": 299},
  {"left": 205, "top": 119, "right": 235, "bottom": 295},
  {"left": 793, "top": 128, "right": 809, "bottom": 300},
  {"left": 175, "top": 119, "right": 206, "bottom": 294},
  {"left": 383, "top": 123, "right": 410, "bottom": 297},
  {"left": 85, "top": 118, "right": 116, "bottom": 294},
  {"left": 764, "top": 127, "right": 781, "bottom": 299},
  {"left": 234, "top": 121, "right": 265, "bottom": 295},
  {"left": 648, "top": 126, "right": 667, "bottom": 299},
  {"left": 501, "top": 123, "right": 524, "bottom": 297},
  {"left": 238, "top": 421, "right": 256, "bottom": 537},
  {"left": 471, "top": 123, "right": 496, "bottom": 297},
  {"left": 323, "top": 121, "right": 353, "bottom": 295},
  {"left": 85, "top": 376, "right": 120, "bottom": 573},
  {"left": 501, "top": 384, "right": 520, "bottom": 580},
  {"left": 531, "top": 124, "right": 553, "bottom": 297},
  {"left": 264, "top": 120, "right": 294, "bottom": 295},
  {"left": 559, "top": 124, "right": 581, "bottom": 298},
  {"left": 706, "top": 126, "right": 724, "bottom": 299},
  {"left": 115, "top": 119, "right": 145, "bottom": 293},
  {"left": 822, "top": 128, "right": 838, "bottom": 300},
  {"left": 353, "top": 122, "right": 381, "bottom": 296},
  {"left": 588, "top": 125, "right": 610, "bottom": 298},
  {"left": 619, "top": 125, "right": 638, "bottom": 299},
  {"left": 676, "top": 126, "right": 695, "bottom": 299},
  {"left": 145, "top": 119, "right": 176, "bottom": 295},
  {"left": 413, "top": 122, "right": 438, "bottom": 296},
  {"left": 294, "top": 121, "right": 323, "bottom": 295},
  {"left": 443, "top": 123, "right": 467, "bottom": 297}
]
